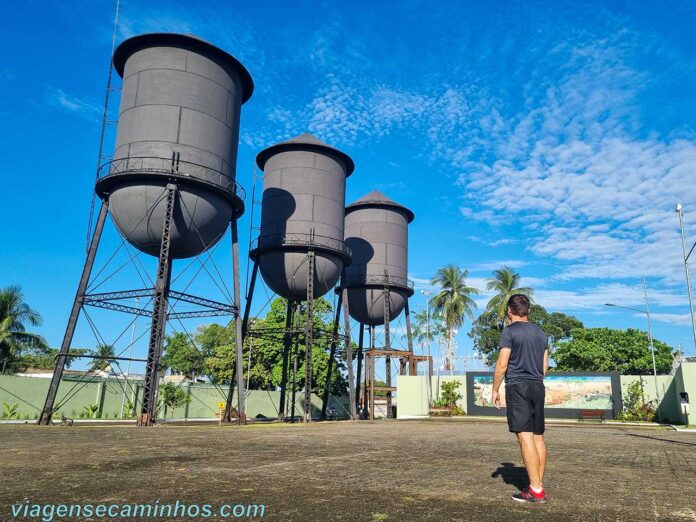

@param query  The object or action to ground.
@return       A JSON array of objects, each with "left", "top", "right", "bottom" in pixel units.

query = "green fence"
[{"left": 0, "top": 375, "right": 350, "bottom": 421}]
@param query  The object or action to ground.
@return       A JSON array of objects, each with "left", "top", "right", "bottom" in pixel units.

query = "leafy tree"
[
  {"left": 469, "top": 304, "right": 583, "bottom": 366},
  {"left": 430, "top": 265, "right": 479, "bottom": 371},
  {"left": 485, "top": 267, "right": 533, "bottom": 324},
  {"left": 162, "top": 332, "right": 203, "bottom": 379},
  {"left": 194, "top": 297, "right": 348, "bottom": 396},
  {"left": 158, "top": 382, "right": 191, "bottom": 417},
  {"left": 554, "top": 328, "right": 675, "bottom": 375},
  {"left": 247, "top": 297, "right": 348, "bottom": 395},
  {"left": 528, "top": 304, "right": 584, "bottom": 351},
  {"left": 0, "top": 286, "right": 48, "bottom": 373},
  {"left": 468, "top": 310, "right": 503, "bottom": 366},
  {"left": 411, "top": 308, "right": 444, "bottom": 355},
  {"left": 13, "top": 346, "right": 86, "bottom": 371},
  {"left": 91, "top": 343, "right": 116, "bottom": 372},
  {"left": 199, "top": 322, "right": 237, "bottom": 384}
]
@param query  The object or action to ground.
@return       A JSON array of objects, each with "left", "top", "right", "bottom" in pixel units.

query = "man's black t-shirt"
[{"left": 499, "top": 321, "right": 548, "bottom": 385}]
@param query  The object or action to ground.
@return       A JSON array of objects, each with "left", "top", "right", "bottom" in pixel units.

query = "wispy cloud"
[{"left": 45, "top": 88, "right": 101, "bottom": 121}]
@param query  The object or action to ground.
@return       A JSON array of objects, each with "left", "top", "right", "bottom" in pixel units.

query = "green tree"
[
  {"left": 430, "top": 265, "right": 479, "bottom": 371},
  {"left": 553, "top": 328, "right": 675, "bottom": 375},
  {"left": 468, "top": 310, "right": 503, "bottom": 366},
  {"left": 247, "top": 297, "right": 348, "bottom": 395},
  {"left": 485, "top": 267, "right": 533, "bottom": 324},
  {"left": 0, "top": 286, "right": 48, "bottom": 373},
  {"left": 162, "top": 332, "right": 203, "bottom": 379},
  {"left": 158, "top": 382, "right": 191, "bottom": 417},
  {"left": 14, "top": 346, "right": 85, "bottom": 371},
  {"left": 91, "top": 343, "right": 116, "bottom": 372},
  {"left": 411, "top": 308, "right": 440, "bottom": 354},
  {"left": 198, "top": 322, "right": 237, "bottom": 384},
  {"left": 469, "top": 304, "right": 583, "bottom": 366},
  {"left": 528, "top": 304, "right": 584, "bottom": 351},
  {"left": 195, "top": 297, "right": 348, "bottom": 396}
]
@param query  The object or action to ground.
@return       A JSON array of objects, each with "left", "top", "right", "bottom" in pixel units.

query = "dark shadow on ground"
[
  {"left": 491, "top": 462, "right": 528, "bottom": 491},
  {"left": 623, "top": 432, "right": 696, "bottom": 447}
]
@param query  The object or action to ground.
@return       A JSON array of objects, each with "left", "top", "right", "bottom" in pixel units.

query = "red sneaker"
[{"left": 512, "top": 487, "right": 547, "bottom": 503}]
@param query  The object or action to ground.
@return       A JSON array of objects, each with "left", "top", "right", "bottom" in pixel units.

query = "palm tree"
[
  {"left": 411, "top": 309, "right": 434, "bottom": 354},
  {"left": 485, "top": 266, "right": 534, "bottom": 325},
  {"left": 430, "top": 266, "right": 479, "bottom": 372},
  {"left": 0, "top": 286, "right": 47, "bottom": 372},
  {"left": 92, "top": 343, "right": 116, "bottom": 372}
]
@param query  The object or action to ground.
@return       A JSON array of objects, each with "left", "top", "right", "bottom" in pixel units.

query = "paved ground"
[{"left": 1, "top": 419, "right": 695, "bottom": 521}]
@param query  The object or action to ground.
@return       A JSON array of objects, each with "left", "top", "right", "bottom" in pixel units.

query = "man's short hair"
[{"left": 507, "top": 294, "right": 530, "bottom": 317}]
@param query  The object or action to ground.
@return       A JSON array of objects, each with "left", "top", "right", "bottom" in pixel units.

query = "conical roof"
[
  {"left": 346, "top": 190, "right": 414, "bottom": 222},
  {"left": 256, "top": 132, "right": 355, "bottom": 175}
]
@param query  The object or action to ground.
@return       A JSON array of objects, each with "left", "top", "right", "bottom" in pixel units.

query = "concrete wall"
[
  {"left": 0, "top": 375, "right": 349, "bottom": 421},
  {"left": 396, "top": 363, "right": 696, "bottom": 424}
]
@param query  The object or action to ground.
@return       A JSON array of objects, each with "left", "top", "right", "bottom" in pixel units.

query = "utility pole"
[{"left": 675, "top": 203, "right": 696, "bottom": 352}]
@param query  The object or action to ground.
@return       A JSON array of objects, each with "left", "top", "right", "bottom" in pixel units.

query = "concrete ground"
[{"left": 1, "top": 419, "right": 695, "bottom": 521}]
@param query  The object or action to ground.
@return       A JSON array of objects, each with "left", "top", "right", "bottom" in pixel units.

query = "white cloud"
[{"left": 46, "top": 88, "right": 100, "bottom": 121}]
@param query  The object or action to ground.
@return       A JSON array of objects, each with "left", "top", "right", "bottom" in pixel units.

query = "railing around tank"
[
  {"left": 97, "top": 156, "right": 246, "bottom": 200},
  {"left": 249, "top": 232, "right": 352, "bottom": 262},
  {"left": 340, "top": 273, "right": 415, "bottom": 290}
]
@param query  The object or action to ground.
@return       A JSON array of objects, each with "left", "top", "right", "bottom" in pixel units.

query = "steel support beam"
[
  {"left": 321, "top": 291, "right": 342, "bottom": 420},
  {"left": 231, "top": 218, "right": 246, "bottom": 425},
  {"left": 304, "top": 250, "right": 315, "bottom": 423},
  {"left": 291, "top": 302, "right": 300, "bottom": 423},
  {"left": 279, "top": 300, "right": 295, "bottom": 420},
  {"left": 138, "top": 184, "right": 176, "bottom": 426},
  {"left": 384, "top": 282, "right": 392, "bottom": 419},
  {"left": 355, "top": 323, "right": 364, "bottom": 417},
  {"left": 241, "top": 261, "right": 258, "bottom": 340},
  {"left": 342, "top": 287, "right": 356, "bottom": 420},
  {"left": 39, "top": 200, "right": 109, "bottom": 425}
]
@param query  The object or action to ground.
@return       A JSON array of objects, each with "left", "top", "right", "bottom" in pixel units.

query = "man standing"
[{"left": 491, "top": 294, "right": 549, "bottom": 503}]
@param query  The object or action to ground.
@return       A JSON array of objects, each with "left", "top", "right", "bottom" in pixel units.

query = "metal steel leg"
[
  {"left": 321, "top": 292, "right": 342, "bottom": 419},
  {"left": 38, "top": 200, "right": 108, "bottom": 425},
  {"left": 139, "top": 183, "right": 177, "bottom": 426}
]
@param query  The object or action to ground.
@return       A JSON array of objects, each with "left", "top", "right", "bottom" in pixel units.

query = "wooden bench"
[{"left": 578, "top": 409, "right": 605, "bottom": 422}]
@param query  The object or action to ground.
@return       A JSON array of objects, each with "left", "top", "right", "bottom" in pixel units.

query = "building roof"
[
  {"left": 345, "top": 189, "right": 415, "bottom": 222},
  {"left": 255, "top": 132, "right": 355, "bottom": 175}
]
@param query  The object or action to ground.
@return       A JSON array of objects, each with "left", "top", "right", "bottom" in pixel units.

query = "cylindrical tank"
[
  {"left": 343, "top": 190, "right": 414, "bottom": 326},
  {"left": 251, "top": 133, "right": 354, "bottom": 300},
  {"left": 95, "top": 33, "right": 254, "bottom": 259}
]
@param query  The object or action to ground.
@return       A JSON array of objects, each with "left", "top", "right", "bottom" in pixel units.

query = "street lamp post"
[
  {"left": 605, "top": 278, "right": 661, "bottom": 418},
  {"left": 675, "top": 203, "right": 696, "bottom": 352}
]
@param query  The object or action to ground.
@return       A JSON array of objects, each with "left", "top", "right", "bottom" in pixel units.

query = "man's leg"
[
  {"left": 516, "top": 432, "right": 542, "bottom": 489},
  {"left": 534, "top": 434, "right": 547, "bottom": 484},
  {"left": 534, "top": 435, "right": 547, "bottom": 484}
]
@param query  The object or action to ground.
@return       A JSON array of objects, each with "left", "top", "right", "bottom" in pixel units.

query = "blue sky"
[{"left": 2, "top": 0, "right": 696, "bottom": 373}]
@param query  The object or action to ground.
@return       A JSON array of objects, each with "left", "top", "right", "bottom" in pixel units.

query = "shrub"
[
  {"left": 618, "top": 379, "right": 657, "bottom": 422},
  {"left": 82, "top": 404, "right": 99, "bottom": 419},
  {"left": 2, "top": 402, "right": 20, "bottom": 420},
  {"left": 431, "top": 381, "right": 466, "bottom": 416}
]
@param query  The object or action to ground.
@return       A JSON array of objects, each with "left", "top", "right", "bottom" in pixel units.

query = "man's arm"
[
  {"left": 491, "top": 348, "right": 511, "bottom": 409},
  {"left": 543, "top": 348, "right": 549, "bottom": 376}
]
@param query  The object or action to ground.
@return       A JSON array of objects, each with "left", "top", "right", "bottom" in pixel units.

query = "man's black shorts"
[{"left": 506, "top": 380, "right": 545, "bottom": 434}]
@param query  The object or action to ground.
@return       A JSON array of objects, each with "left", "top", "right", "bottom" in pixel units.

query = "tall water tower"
[
  {"left": 337, "top": 191, "right": 430, "bottom": 419},
  {"left": 243, "top": 133, "right": 354, "bottom": 422},
  {"left": 39, "top": 33, "right": 254, "bottom": 426}
]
